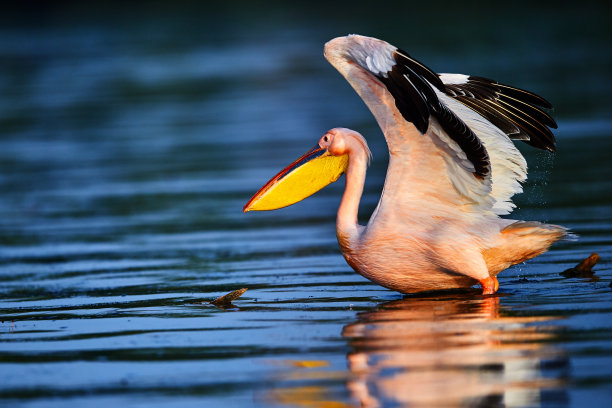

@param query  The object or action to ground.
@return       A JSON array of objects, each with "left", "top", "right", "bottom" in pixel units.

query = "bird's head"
[{"left": 243, "top": 128, "right": 370, "bottom": 212}]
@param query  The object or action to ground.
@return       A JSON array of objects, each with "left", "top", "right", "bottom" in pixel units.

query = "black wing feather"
[
  {"left": 484, "top": 99, "right": 556, "bottom": 150},
  {"left": 378, "top": 67, "right": 431, "bottom": 134},
  {"left": 456, "top": 97, "right": 524, "bottom": 138},
  {"left": 395, "top": 50, "right": 446, "bottom": 92},
  {"left": 375, "top": 50, "right": 491, "bottom": 179},
  {"left": 445, "top": 76, "right": 557, "bottom": 152}
]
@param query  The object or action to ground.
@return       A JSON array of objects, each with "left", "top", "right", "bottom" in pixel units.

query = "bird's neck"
[{"left": 336, "top": 151, "right": 368, "bottom": 245}]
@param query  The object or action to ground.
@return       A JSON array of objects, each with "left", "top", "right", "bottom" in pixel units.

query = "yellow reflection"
[
  {"left": 258, "top": 359, "right": 350, "bottom": 408},
  {"left": 287, "top": 360, "right": 331, "bottom": 369},
  {"left": 266, "top": 386, "right": 353, "bottom": 408}
]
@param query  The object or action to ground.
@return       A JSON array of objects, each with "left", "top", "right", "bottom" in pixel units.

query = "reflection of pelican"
[
  {"left": 244, "top": 35, "right": 570, "bottom": 294},
  {"left": 343, "top": 294, "right": 567, "bottom": 407}
]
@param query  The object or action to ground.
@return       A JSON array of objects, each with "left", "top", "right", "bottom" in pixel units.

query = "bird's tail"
[
  {"left": 483, "top": 221, "right": 575, "bottom": 275},
  {"left": 502, "top": 221, "right": 577, "bottom": 242}
]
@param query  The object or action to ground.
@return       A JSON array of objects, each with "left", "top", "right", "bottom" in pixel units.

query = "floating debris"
[
  {"left": 560, "top": 253, "right": 600, "bottom": 278},
  {"left": 210, "top": 288, "right": 248, "bottom": 307}
]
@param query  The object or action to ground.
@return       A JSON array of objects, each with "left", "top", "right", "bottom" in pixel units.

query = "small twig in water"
[
  {"left": 560, "top": 253, "right": 600, "bottom": 278},
  {"left": 210, "top": 288, "right": 248, "bottom": 307}
]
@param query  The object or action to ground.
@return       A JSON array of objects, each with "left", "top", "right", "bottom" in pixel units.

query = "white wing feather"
[{"left": 434, "top": 86, "right": 527, "bottom": 215}]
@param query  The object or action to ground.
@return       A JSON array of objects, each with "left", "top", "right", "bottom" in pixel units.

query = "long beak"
[{"left": 243, "top": 146, "right": 348, "bottom": 212}]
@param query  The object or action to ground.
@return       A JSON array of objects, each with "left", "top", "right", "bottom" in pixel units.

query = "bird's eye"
[{"left": 324, "top": 135, "right": 329, "bottom": 142}]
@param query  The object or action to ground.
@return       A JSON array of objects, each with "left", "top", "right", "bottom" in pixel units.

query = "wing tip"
[{"left": 442, "top": 75, "right": 558, "bottom": 153}]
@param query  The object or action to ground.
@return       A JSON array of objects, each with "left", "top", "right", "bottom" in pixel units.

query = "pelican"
[{"left": 244, "top": 35, "right": 570, "bottom": 295}]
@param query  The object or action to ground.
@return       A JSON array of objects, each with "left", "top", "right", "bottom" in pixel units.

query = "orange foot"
[{"left": 479, "top": 276, "right": 499, "bottom": 295}]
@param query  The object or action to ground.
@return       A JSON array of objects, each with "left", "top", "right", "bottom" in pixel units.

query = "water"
[{"left": 1, "top": 3, "right": 611, "bottom": 407}]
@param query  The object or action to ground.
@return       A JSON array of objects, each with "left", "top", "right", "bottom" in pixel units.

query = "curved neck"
[{"left": 336, "top": 151, "right": 368, "bottom": 240}]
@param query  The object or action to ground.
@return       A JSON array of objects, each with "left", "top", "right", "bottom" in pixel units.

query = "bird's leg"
[{"left": 479, "top": 276, "right": 499, "bottom": 295}]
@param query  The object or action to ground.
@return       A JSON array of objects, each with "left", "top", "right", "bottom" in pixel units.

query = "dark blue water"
[{"left": 1, "top": 3, "right": 611, "bottom": 407}]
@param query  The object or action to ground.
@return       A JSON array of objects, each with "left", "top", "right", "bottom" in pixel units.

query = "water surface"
[{"left": 1, "top": 3, "right": 611, "bottom": 407}]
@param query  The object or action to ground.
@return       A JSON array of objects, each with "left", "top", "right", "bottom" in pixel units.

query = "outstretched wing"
[{"left": 327, "top": 35, "right": 556, "bottom": 215}]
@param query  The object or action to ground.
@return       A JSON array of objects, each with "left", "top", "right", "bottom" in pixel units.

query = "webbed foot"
[{"left": 479, "top": 276, "right": 499, "bottom": 295}]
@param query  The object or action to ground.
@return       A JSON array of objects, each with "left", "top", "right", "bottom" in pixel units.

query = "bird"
[{"left": 243, "top": 34, "right": 571, "bottom": 295}]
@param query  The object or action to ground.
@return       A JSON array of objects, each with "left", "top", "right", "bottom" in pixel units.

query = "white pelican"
[{"left": 244, "top": 35, "right": 570, "bottom": 295}]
